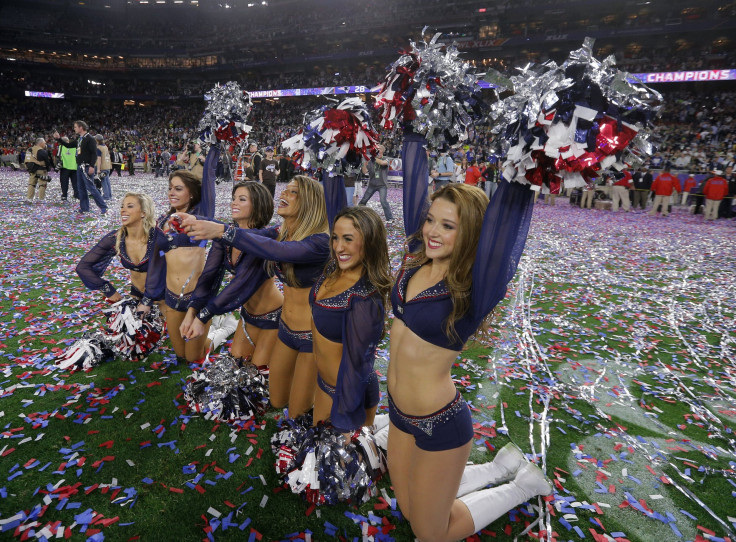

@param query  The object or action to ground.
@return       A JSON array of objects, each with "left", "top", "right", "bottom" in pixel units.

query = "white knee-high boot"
[
  {"left": 456, "top": 442, "right": 527, "bottom": 497},
  {"left": 458, "top": 462, "right": 553, "bottom": 533}
]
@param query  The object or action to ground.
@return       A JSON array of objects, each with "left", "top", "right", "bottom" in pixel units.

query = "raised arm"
[
  {"left": 401, "top": 133, "right": 430, "bottom": 244},
  {"left": 194, "top": 254, "right": 270, "bottom": 323},
  {"left": 75, "top": 231, "right": 118, "bottom": 297},
  {"left": 331, "top": 295, "right": 384, "bottom": 433},
  {"left": 470, "top": 180, "right": 534, "bottom": 322},
  {"left": 221, "top": 226, "right": 329, "bottom": 264},
  {"left": 321, "top": 169, "right": 347, "bottom": 230},
  {"left": 199, "top": 145, "right": 219, "bottom": 219}
]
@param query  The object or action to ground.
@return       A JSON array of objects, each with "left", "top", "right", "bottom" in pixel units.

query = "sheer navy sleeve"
[
  {"left": 198, "top": 145, "right": 218, "bottom": 219},
  {"left": 469, "top": 180, "right": 534, "bottom": 322},
  {"left": 221, "top": 227, "right": 329, "bottom": 264},
  {"left": 76, "top": 231, "right": 118, "bottom": 297},
  {"left": 187, "top": 239, "right": 228, "bottom": 315},
  {"left": 140, "top": 228, "right": 168, "bottom": 306},
  {"left": 322, "top": 170, "right": 347, "bottom": 229},
  {"left": 401, "top": 133, "right": 430, "bottom": 251},
  {"left": 331, "top": 295, "right": 384, "bottom": 433},
  {"left": 196, "top": 254, "right": 270, "bottom": 324}
]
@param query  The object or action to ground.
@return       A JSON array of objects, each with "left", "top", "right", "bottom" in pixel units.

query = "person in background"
[
  {"left": 54, "top": 121, "right": 108, "bottom": 215},
  {"left": 434, "top": 148, "right": 455, "bottom": 192},
  {"left": 95, "top": 134, "right": 112, "bottom": 200},
  {"left": 718, "top": 165, "right": 734, "bottom": 219},
  {"left": 111, "top": 147, "right": 123, "bottom": 177},
  {"left": 649, "top": 165, "right": 679, "bottom": 217},
  {"left": 681, "top": 171, "right": 697, "bottom": 206},
  {"left": 611, "top": 170, "right": 633, "bottom": 212},
  {"left": 126, "top": 148, "right": 135, "bottom": 176},
  {"left": 580, "top": 179, "right": 596, "bottom": 209},
  {"left": 632, "top": 168, "right": 652, "bottom": 211},
  {"left": 259, "top": 146, "right": 280, "bottom": 198},
  {"left": 24, "top": 137, "right": 52, "bottom": 204},
  {"left": 57, "top": 137, "right": 79, "bottom": 202},
  {"left": 702, "top": 168, "right": 729, "bottom": 220},
  {"left": 463, "top": 159, "right": 482, "bottom": 187},
  {"left": 359, "top": 144, "right": 394, "bottom": 224},
  {"left": 161, "top": 148, "right": 171, "bottom": 177}
]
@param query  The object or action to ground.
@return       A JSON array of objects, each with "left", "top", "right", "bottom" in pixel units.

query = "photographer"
[
  {"left": 177, "top": 142, "right": 204, "bottom": 180},
  {"left": 24, "top": 137, "right": 52, "bottom": 203}
]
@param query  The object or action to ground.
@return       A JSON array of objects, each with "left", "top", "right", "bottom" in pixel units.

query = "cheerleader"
[
  {"left": 310, "top": 205, "right": 391, "bottom": 433},
  {"left": 182, "top": 175, "right": 329, "bottom": 417},
  {"left": 180, "top": 181, "right": 283, "bottom": 366},
  {"left": 76, "top": 192, "right": 163, "bottom": 302},
  {"left": 386, "top": 134, "right": 552, "bottom": 542},
  {"left": 138, "top": 147, "right": 218, "bottom": 363}
]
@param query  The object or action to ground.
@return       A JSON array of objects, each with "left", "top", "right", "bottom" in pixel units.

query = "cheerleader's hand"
[
  {"left": 181, "top": 214, "right": 225, "bottom": 241},
  {"left": 179, "top": 312, "right": 195, "bottom": 339},
  {"left": 107, "top": 292, "right": 123, "bottom": 303},
  {"left": 136, "top": 303, "right": 151, "bottom": 316},
  {"left": 185, "top": 318, "right": 205, "bottom": 341}
]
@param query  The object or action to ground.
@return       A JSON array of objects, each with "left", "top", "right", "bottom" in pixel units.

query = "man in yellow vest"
[
  {"left": 95, "top": 134, "right": 113, "bottom": 200},
  {"left": 24, "top": 137, "right": 52, "bottom": 203},
  {"left": 57, "top": 139, "right": 78, "bottom": 202}
]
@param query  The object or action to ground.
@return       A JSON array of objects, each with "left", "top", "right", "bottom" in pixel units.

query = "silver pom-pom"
[
  {"left": 55, "top": 332, "right": 114, "bottom": 372},
  {"left": 487, "top": 37, "right": 663, "bottom": 188},
  {"left": 374, "top": 28, "right": 487, "bottom": 149},
  {"left": 271, "top": 415, "right": 386, "bottom": 506},
  {"left": 100, "top": 299, "right": 164, "bottom": 360},
  {"left": 184, "top": 354, "right": 269, "bottom": 423},
  {"left": 198, "top": 81, "right": 253, "bottom": 146},
  {"left": 281, "top": 97, "right": 380, "bottom": 172}
]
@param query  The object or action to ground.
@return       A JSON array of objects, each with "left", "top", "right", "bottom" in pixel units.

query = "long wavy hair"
[
  {"left": 323, "top": 206, "right": 392, "bottom": 328},
  {"left": 232, "top": 181, "right": 274, "bottom": 230},
  {"left": 166, "top": 170, "right": 201, "bottom": 216},
  {"left": 265, "top": 175, "right": 328, "bottom": 286},
  {"left": 403, "top": 183, "right": 491, "bottom": 341},
  {"left": 115, "top": 192, "right": 156, "bottom": 255}
]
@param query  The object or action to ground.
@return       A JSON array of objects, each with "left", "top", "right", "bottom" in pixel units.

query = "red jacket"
[
  {"left": 683, "top": 176, "right": 697, "bottom": 192},
  {"left": 703, "top": 176, "right": 729, "bottom": 200},
  {"left": 613, "top": 171, "right": 633, "bottom": 187},
  {"left": 464, "top": 166, "right": 482, "bottom": 186},
  {"left": 651, "top": 173, "right": 680, "bottom": 196}
]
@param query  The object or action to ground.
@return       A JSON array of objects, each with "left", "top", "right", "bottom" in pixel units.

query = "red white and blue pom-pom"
[
  {"left": 55, "top": 332, "right": 115, "bottom": 372},
  {"left": 100, "top": 299, "right": 164, "bottom": 360},
  {"left": 374, "top": 29, "right": 487, "bottom": 149},
  {"left": 488, "top": 37, "right": 663, "bottom": 189},
  {"left": 197, "top": 82, "right": 252, "bottom": 151},
  {"left": 282, "top": 97, "right": 379, "bottom": 172},
  {"left": 271, "top": 414, "right": 386, "bottom": 506},
  {"left": 183, "top": 354, "right": 269, "bottom": 423}
]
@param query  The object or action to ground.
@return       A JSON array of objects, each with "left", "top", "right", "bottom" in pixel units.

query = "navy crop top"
[
  {"left": 187, "top": 228, "right": 272, "bottom": 324},
  {"left": 391, "top": 133, "right": 534, "bottom": 351},
  {"left": 76, "top": 227, "right": 166, "bottom": 298},
  {"left": 309, "top": 266, "right": 385, "bottom": 432}
]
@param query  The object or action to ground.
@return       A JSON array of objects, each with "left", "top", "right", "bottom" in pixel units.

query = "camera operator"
[
  {"left": 176, "top": 142, "right": 204, "bottom": 180},
  {"left": 24, "top": 137, "right": 53, "bottom": 203}
]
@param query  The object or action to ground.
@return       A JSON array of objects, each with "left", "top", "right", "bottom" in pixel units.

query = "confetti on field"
[{"left": 0, "top": 169, "right": 734, "bottom": 541}]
